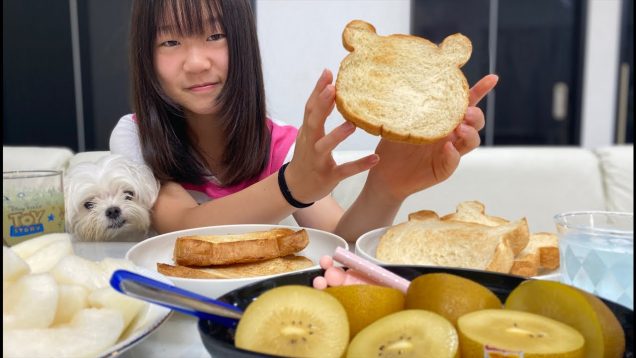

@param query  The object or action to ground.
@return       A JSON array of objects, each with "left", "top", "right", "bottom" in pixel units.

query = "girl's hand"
[
  {"left": 365, "top": 74, "right": 499, "bottom": 202},
  {"left": 285, "top": 69, "right": 379, "bottom": 203}
]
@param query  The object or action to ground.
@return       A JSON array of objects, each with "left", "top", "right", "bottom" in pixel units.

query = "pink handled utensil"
[
  {"left": 332, "top": 247, "right": 411, "bottom": 294},
  {"left": 312, "top": 255, "right": 379, "bottom": 289}
]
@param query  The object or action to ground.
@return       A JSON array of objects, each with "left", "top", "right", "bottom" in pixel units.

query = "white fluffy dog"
[{"left": 64, "top": 154, "right": 159, "bottom": 242}]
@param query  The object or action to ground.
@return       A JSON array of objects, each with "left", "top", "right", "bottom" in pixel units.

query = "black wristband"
[{"left": 278, "top": 162, "right": 314, "bottom": 208}]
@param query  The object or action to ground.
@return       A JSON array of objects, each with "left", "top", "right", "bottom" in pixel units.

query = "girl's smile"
[{"left": 187, "top": 82, "right": 221, "bottom": 93}]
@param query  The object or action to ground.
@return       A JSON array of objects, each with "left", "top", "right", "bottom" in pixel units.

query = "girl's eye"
[
  {"left": 84, "top": 202, "right": 95, "bottom": 210},
  {"left": 124, "top": 191, "right": 134, "bottom": 200},
  {"left": 160, "top": 40, "right": 179, "bottom": 47},
  {"left": 207, "top": 33, "right": 226, "bottom": 41}
]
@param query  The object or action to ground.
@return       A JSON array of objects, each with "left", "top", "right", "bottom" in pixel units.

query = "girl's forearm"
[
  {"left": 334, "top": 183, "right": 403, "bottom": 243},
  {"left": 153, "top": 174, "right": 297, "bottom": 233}
]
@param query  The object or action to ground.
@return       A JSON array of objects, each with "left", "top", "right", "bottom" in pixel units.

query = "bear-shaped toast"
[{"left": 335, "top": 20, "right": 472, "bottom": 144}]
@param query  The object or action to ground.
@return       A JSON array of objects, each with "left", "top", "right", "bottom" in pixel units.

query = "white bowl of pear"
[{"left": 3, "top": 233, "right": 172, "bottom": 358}]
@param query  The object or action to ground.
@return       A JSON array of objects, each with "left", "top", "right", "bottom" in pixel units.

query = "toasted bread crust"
[
  {"left": 157, "top": 255, "right": 314, "bottom": 279},
  {"left": 335, "top": 20, "right": 472, "bottom": 144},
  {"left": 486, "top": 241, "right": 515, "bottom": 273},
  {"left": 510, "top": 252, "right": 540, "bottom": 277},
  {"left": 173, "top": 229, "right": 309, "bottom": 266},
  {"left": 538, "top": 245, "right": 560, "bottom": 270},
  {"left": 510, "top": 232, "right": 560, "bottom": 276}
]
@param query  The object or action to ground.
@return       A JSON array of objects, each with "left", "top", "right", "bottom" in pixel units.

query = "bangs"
[{"left": 155, "top": 0, "right": 224, "bottom": 36}]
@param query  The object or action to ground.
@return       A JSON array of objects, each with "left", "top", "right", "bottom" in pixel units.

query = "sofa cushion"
[
  {"left": 332, "top": 147, "right": 607, "bottom": 234},
  {"left": 3, "top": 146, "right": 74, "bottom": 172},
  {"left": 68, "top": 151, "right": 111, "bottom": 169},
  {"left": 594, "top": 145, "right": 634, "bottom": 213}
]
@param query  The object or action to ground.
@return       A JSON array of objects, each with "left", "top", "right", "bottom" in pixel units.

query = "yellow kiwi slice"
[
  {"left": 405, "top": 273, "right": 502, "bottom": 326},
  {"left": 505, "top": 280, "right": 625, "bottom": 358},
  {"left": 457, "top": 309, "right": 584, "bottom": 358},
  {"left": 235, "top": 285, "right": 349, "bottom": 357},
  {"left": 346, "top": 309, "right": 458, "bottom": 358},
  {"left": 325, "top": 284, "right": 404, "bottom": 339}
]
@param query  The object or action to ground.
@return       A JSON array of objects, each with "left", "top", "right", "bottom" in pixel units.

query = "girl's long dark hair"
[{"left": 129, "top": 0, "right": 269, "bottom": 186}]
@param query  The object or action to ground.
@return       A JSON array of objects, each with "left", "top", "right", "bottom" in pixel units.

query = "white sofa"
[{"left": 3, "top": 145, "right": 633, "bottom": 234}]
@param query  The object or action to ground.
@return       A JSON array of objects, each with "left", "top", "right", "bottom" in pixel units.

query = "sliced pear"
[
  {"left": 235, "top": 285, "right": 349, "bottom": 357},
  {"left": 88, "top": 287, "right": 145, "bottom": 329},
  {"left": 23, "top": 239, "right": 73, "bottom": 274},
  {"left": 325, "top": 284, "right": 404, "bottom": 338},
  {"left": 50, "top": 255, "right": 109, "bottom": 290},
  {"left": 505, "top": 279, "right": 625, "bottom": 358},
  {"left": 3, "top": 308, "right": 125, "bottom": 358},
  {"left": 98, "top": 257, "right": 137, "bottom": 275},
  {"left": 346, "top": 309, "right": 458, "bottom": 358},
  {"left": 3, "top": 273, "right": 59, "bottom": 329},
  {"left": 458, "top": 309, "right": 584, "bottom": 357},
  {"left": 405, "top": 273, "right": 502, "bottom": 326},
  {"left": 10, "top": 233, "right": 72, "bottom": 260},
  {"left": 52, "top": 284, "right": 89, "bottom": 325},
  {"left": 3, "top": 246, "right": 30, "bottom": 282}
]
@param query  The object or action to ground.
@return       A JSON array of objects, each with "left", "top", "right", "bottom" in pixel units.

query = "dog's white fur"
[{"left": 64, "top": 154, "right": 159, "bottom": 242}]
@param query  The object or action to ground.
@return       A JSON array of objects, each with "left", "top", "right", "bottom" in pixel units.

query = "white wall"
[
  {"left": 257, "top": 0, "right": 623, "bottom": 151},
  {"left": 581, "top": 0, "right": 622, "bottom": 148}
]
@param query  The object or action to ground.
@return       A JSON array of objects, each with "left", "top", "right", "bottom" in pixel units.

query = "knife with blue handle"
[{"left": 110, "top": 269, "right": 243, "bottom": 328}]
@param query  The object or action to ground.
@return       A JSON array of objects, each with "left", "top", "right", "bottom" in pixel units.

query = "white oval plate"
[
  {"left": 126, "top": 224, "right": 348, "bottom": 298},
  {"left": 355, "top": 226, "right": 560, "bottom": 280},
  {"left": 99, "top": 267, "right": 172, "bottom": 358},
  {"left": 355, "top": 226, "right": 391, "bottom": 265}
]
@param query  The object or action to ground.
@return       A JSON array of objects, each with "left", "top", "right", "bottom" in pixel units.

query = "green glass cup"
[{"left": 3, "top": 170, "right": 65, "bottom": 246}]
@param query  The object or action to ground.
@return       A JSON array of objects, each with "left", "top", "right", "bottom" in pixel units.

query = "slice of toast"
[
  {"left": 173, "top": 228, "right": 309, "bottom": 266},
  {"left": 376, "top": 210, "right": 525, "bottom": 273},
  {"left": 510, "top": 232, "right": 560, "bottom": 276},
  {"left": 335, "top": 20, "right": 472, "bottom": 144},
  {"left": 157, "top": 255, "right": 314, "bottom": 279},
  {"left": 411, "top": 208, "right": 530, "bottom": 256}
]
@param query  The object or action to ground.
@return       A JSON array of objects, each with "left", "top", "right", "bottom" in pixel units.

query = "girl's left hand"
[{"left": 364, "top": 74, "right": 499, "bottom": 202}]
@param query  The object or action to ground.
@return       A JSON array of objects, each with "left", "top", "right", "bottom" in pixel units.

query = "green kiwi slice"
[
  {"left": 235, "top": 285, "right": 349, "bottom": 357},
  {"left": 346, "top": 309, "right": 458, "bottom": 357}
]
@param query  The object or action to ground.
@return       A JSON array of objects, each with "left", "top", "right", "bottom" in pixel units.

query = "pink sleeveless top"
[{"left": 181, "top": 119, "right": 297, "bottom": 199}]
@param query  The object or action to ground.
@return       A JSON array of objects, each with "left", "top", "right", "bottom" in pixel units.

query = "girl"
[{"left": 110, "top": 0, "right": 498, "bottom": 242}]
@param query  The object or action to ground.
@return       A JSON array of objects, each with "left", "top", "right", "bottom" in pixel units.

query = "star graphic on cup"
[{"left": 48, "top": 213, "right": 55, "bottom": 222}]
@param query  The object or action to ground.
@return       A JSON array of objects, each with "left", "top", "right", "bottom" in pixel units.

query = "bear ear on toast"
[
  {"left": 341, "top": 20, "right": 377, "bottom": 51},
  {"left": 335, "top": 19, "right": 472, "bottom": 144},
  {"left": 441, "top": 200, "right": 509, "bottom": 227},
  {"left": 440, "top": 34, "right": 472, "bottom": 66}
]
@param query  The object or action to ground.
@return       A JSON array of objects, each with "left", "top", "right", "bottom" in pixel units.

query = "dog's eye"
[
  {"left": 124, "top": 191, "right": 134, "bottom": 200},
  {"left": 84, "top": 202, "right": 95, "bottom": 210}
]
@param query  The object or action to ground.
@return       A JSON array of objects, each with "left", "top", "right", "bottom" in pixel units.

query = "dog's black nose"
[{"left": 105, "top": 206, "right": 121, "bottom": 219}]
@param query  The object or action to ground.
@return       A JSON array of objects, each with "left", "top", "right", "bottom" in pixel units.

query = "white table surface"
[{"left": 73, "top": 242, "right": 211, "bottom": 358}]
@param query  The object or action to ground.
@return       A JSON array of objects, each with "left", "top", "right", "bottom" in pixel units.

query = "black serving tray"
[{"left": 198, "top": 266, "right": 634, "bottom": 358}]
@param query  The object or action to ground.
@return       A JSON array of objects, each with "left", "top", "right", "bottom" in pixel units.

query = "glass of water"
[{"left": 554, "top": 211, "right": 633, "bottom": 309}]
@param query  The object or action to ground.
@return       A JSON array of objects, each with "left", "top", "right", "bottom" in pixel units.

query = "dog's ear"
[
  {"left": 106, "top": 154, "right": 159, "bottom": 208},
  {"left": 131, "top": 163, "right": 160, "bottom": 208},
  {"left": 63, "top": 162, "right": 95, "bottom": 233}
]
